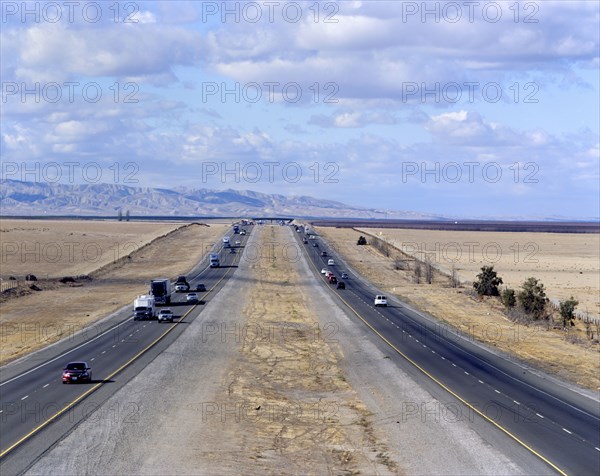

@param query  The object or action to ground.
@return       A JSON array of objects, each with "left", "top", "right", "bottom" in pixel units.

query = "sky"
[{"left": 1, "top": 0, "right": 599, "bottom": 219}]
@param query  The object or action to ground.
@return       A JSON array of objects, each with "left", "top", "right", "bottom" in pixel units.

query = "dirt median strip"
[{"left": 199, "top": 224, "right": 399, "bottom": 475}]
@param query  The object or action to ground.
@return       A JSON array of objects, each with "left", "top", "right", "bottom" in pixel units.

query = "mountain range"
[{"left": 0, "top": 180, "right": 444, "bottom": 219}]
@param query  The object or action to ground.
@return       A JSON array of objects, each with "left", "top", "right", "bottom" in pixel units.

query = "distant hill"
[{"left": 0, "top": 179, "right": 444, "bottom": 219}]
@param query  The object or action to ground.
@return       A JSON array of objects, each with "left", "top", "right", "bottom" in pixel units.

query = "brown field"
[
  {"left": 0, "top": 220, "right": 229, "bottom": 365},
  {"left": 316, "top": 226, "right": 600, "bottom": 391},
  {"left": 356, "top": 227, "right": 600, "bottom": 319},
  {"left": 0, "top": 219, "right": 183, "bottom": 279}
]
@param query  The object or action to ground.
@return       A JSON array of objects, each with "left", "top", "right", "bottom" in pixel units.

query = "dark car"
[
  {"left": 62, "top": 361, "right": 92, "bottom": 384},
  {"left": 313, "top": 242, "right": 318, "bottom": 247},
  {"left": 196, "top": 283, "right": 206, "bottom": 292},
  {"left": 321, "top": 251, "right": 327, "bottom": 257},
  {"left": 337, "top": 281, "right": 345, "bottom": 289}
]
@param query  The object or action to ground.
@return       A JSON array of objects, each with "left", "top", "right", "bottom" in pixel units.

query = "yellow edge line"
[
  {"left": 0, "top": 248, "right": 239, "bottom": 460},
  {"left": 302, "top": 234, "right": 569, "bottom": 476}
]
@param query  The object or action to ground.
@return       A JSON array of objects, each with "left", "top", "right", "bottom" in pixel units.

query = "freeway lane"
[
  {"left": 296, "top": 227, "right": 600, "bottom": 476},
  {"left": 0, "top": 225, "right": 253, "bottom": 473}
]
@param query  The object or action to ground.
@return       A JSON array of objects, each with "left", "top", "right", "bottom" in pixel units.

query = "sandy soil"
[
  {"left": 316, "top": 226, "right": 600, "bottom": 391},
  {"left": 356, "top": 227, "right": 600, "bottom": 319},
  {"left": 0, "top": 222, "right": 228, "bottom": 365}
]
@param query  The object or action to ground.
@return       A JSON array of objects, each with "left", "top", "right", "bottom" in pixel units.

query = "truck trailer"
[{"left": 150, "top": 278, "right": 171, "bottom": 304}]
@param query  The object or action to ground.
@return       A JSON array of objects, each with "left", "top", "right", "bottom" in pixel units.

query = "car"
[
  {"left": 325, "top": 271, "right": 334, "bottom": 278},
  {"left": 341, "top": 273, "right": 349, "bottom": 279},
  {"left": 321, "top": 268, "right": 328, "bottom": 274},
  {"left": 240, "top": 230, "right": 246, "bottom": 235},
  {"left": 196, "top": 283, "right": 206, "bottom": 292},
  {"left": 321, "top": 251, "right": 327, "bottom": 257},
  {"left": 329, "top": 276, "right": 337, "bottom": 284},
  {"left": 186, "top": 292, "right": 199, "bottom": 303},
  {"left": 302, "top": 239, "right": 308, "bottom": 244},
  {"left": 327, "top": 259, "right": 335, "bottom": 266},
  {"left": 374, "top": 295, "right": 388, "bottom": 307},
  {"left": 229, "top": 248, "right": 236, "bottom": 253},
  {"left": 235, "top": 240, "right": 241, "bottom": 245},
  {"left": 158, "top": 309, "right": 174, "bottom": 323},
  {"left": 337, "top": 281, "right": 345, "bottom": 289},
  {"left": 62, "top": 361, "right": 92, "bottom": 384},
  {"left": 313, "top": 242, "right": 318, "bottom": 247},
  {"left": 175, "top": 283, "right": 189, "bottom": 292}
]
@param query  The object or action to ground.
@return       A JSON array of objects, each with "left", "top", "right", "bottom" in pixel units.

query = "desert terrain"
[{"left": 316, "top": 226, "right": 600, "bottom": 391}]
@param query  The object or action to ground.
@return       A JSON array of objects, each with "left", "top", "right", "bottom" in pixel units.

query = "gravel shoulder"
[{"left": 26, "top": 225, "right": 548, "bottom": 475}]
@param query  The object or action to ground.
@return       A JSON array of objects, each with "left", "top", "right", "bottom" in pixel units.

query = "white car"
[
  {"left": 321, "top": 268, "right": 328, "bottom": 274},
  {"left": 158, "top": 309, "right": 174, "bottom": 322},
  {"left": 374, "top": 295, "right": 388, "bottom": 307},
  {"left": 235, "top": 240, "right": 241, "bottom": 245},
  {"left": 175, "top": 283, "right": 189, "bottom": 292},
  {"left": 186, "top": 292, "right": 199, "bottom": 303},
  {"left": 327, "top": 259, "right": 335, "bottom": 266}
]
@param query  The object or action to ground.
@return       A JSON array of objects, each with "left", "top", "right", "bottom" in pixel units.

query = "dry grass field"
[
  {"left": 0, "top": 220, "right": 229, "bottom": 365},
  {"left": 316, "top": 226, "right": 600, "bottom": 391},
  {"left": 0, "top": 219, "right": 182, "bottom": 279},
  {"left": 356, "top": 227, "right": 600, "bottom": 320}
]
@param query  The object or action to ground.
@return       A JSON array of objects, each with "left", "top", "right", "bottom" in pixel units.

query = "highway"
[
  {"left": 0, "top": 225, "right": 253, "bottom": 475},
  {"left": 294, "top": 226, "right": 600, "bottom": 476}
]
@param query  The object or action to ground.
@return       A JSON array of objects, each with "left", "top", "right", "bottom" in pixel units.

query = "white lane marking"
[
  {"left": 513, "top": 400, "right": 520, "bottom": 405},
  {"left": 90, "top": 358, "right": 95, "bottom": 361},
  {"left": 562, "top": 428, "right": 572, "bottom": 434},
  {"left": 452, "top": 363, "right": 457, "bottom": 367},
  {"left": 478, "top": 380, "right": 484, "bottom": 384},
  {"left": 112, "top": 345, "right": 116, "bottom": 348},
  {"left": 42, "top": 383, "right": 50, "bottom": 388},
  {"left": 101, "top": 351, "right": 106, "bottom": 354},
  {"left": 536, "top": 413, "right": 544, "bottom": 419},
  {"left": 441, "top": 357, "right": 445, "bottom": 360},
  {"left": 595, "top": 447, "right": 600, "bottom": 452},
  {"left": 0, "top": 410, "right": 3, "bottom": 414},
  {"left": 464, "top": 371, "right": 470, "bottom": 375},
  {"left": 1, "top": 317, "right": 137, "bottom": 387},
  {"left": 494, "top": 389, "right": 501, "bottom": 394},
  {"left": 21, "top": 395, "right": 29, "bottom": 401}
]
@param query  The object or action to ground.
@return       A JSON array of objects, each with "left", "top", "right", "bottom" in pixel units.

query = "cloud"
[{"left": 309, "top": 111, "right": 399, "bottom": 128}]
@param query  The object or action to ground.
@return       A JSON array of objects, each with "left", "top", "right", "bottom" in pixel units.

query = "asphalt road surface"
[
  {"left": 0, "top": 225, "right": 253, "bottom": 475},
  {"left": 295, "top": 226, "right": 600, "bottom": 476}
]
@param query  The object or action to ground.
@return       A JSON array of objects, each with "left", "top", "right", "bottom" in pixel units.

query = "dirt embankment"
[
  {"left": 0, "top": 222, "right": 227, "bottom": 365},
  {"left": 316, "top": 226, "right": 600, "bottom": 391}
]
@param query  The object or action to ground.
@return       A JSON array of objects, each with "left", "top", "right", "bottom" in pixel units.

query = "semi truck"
[
  {"left": 233, "top": 224, "right": 240, "bottom": 234},
  {"left": 210, "top": 253, "right": 220, "bottom": 268},
  {"left": 150, "top": 278, "right": 171, "bottom": 304},
  {"left": 133, "top": 295, "right": 156, "bottom": 320}
]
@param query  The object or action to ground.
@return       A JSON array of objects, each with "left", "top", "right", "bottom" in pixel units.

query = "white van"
[
  {"left": 374, "top": 295, "right": 387, "bottom": 307},
  {"left": 327, "top": 259, "right": 335, "bottom": 266}
]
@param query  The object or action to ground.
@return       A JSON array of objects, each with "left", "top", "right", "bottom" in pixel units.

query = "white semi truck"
[
  {"left": 210, "top": 253, "right": 220, "bottom": 268},
  {"left": 133, "top": 295, "right": 156, "bottom": 320},
  {"left": 223, "top": 236, "right": 230, "bottom": 248}
]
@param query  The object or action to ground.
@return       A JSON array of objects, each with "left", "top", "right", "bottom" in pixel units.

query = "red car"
[{"left": 62, "top": 361, "right": 92, "bottom": 384}]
